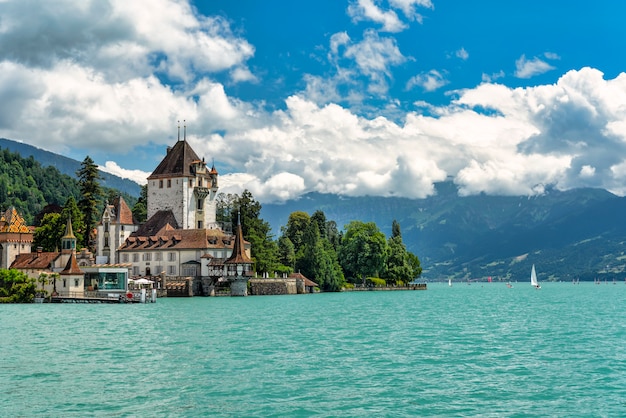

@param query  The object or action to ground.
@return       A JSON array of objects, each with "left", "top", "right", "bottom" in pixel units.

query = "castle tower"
[
  {"left": 59, "top": 248, "right": 84, "bottom": 297},
  {"left": 146, "top": 128, "right": 218, "bottom": 230}
]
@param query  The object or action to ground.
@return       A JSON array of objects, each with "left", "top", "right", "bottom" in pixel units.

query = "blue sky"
[{"left": 1, "top": 0, "right": 626, "bottom": 202}]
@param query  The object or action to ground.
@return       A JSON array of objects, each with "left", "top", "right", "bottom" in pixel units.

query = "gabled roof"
[
  {"left": 133, "top": 210, "right": 179, "bottom": 236},
  {"left": 147, "top": 140, "right": 202, "bottom": 179},
  {"left": 110, "top": 196, "right": 135, "bottom": 225},
  {"left": 120, "top": 228, "right": 239, "bottom": 251},
  {"left": 11, "top": 252, "right": 60, "bottom": 270}
]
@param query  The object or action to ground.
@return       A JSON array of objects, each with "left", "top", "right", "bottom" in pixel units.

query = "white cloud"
[
  {"left": 100, "top": 161, "right": 150, "bottom": 185},
  {"left": 406, "top": 69, "right": 448, "bottom": 92},
  {"left": 515, "top": 54, "right": 556, "bottom": 79},
  {"left": 2, "top": 2, "right": 626, "bottom": 204},
  {"left": 389, "top": 0, "right": 433, "bottom": 23},
  {"left": 347, "top": 0, "right": 407, "bottom": 32},
  {"left": 455, "top": 47, "right": 469, "bottom": 60}
]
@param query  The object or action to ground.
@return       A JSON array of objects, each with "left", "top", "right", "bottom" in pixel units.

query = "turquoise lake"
[{"left": 2, "top": 282, "right": 625, "bottom": 417}]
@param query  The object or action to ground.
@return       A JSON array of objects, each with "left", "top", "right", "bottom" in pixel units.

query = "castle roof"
[
  {"left": 133, "top": 210, "right": 179, "bottom": 236},
  {"left": 119, "top": 227, "right": 241, "bottom": 251},
  {"left": 147, "top": 140, "right": 202, "bottom": 179},
  {"left": 0, "top": 207, "right": 30, "bottom": 233}
]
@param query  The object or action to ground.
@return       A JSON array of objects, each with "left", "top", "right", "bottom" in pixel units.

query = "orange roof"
[
  {"left": 225, "top": 223, "right": 252, "bottom": 264},
  {"left": 0, "top": 207, "right": 30, "bottom": 233}
]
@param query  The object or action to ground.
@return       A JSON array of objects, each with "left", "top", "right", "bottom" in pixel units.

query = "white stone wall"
[{"left": 147, "top": 177, "right": 186, "bottom": 227}]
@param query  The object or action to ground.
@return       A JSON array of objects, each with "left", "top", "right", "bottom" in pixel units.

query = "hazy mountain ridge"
[
  {"left": 261, "top": 185, "right": 626, "bottom": 281},
  {"left": 0, "top": 138, "right": 141, "bottom": 197}
]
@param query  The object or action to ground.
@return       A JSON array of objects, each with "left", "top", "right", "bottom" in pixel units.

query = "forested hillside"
[{"left": 0, "top": 147, "right": 136, "bottom": 225}]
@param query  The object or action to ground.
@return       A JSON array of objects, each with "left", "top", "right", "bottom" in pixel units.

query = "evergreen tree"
[
  {"left": 132, "top": 184, "right": 148, "bottom": 223},
  {"left": 76, "top": 156, "right": 102, "bottom": 250},
  {"left": 277, "top": 235, "right": 296, "bottom": 271}
]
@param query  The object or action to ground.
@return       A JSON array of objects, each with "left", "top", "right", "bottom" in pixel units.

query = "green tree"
[
  {"left": 338, "top": 221, "right": 388, "bottom": 284},
  {"left": 0, "top": 269, "right": 37, "bottom": 303},
  {"left": 132, "top": 184, "right": 148, "bottom": 223},
  {"left": 383, "top": 220, "right": 422, "bottom": 285},
  {"left": 277, "top": 235, "right": 296, "bottom": 271},
  {"left": 282, "top": 211, "right": 310, "bottom": 258},
  {"left": 76, "top": 156, "right": 102, "bottom": 250},
  {"left": 33, "top": 212, "right": 63, "bottom": 251}
]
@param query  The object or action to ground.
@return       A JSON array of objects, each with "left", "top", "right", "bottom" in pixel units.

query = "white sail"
[{"left": 530, "top": 264, "right": 540, "bottom": 288}]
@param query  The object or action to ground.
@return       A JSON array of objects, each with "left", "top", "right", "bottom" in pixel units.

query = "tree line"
[{"left": 217, "top": 191, "right": 422, "bottom": 291}]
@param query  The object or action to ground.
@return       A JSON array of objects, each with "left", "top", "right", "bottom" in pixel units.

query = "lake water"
[{"left": 2, "top": 282, "right": 625, "bottom": 417}]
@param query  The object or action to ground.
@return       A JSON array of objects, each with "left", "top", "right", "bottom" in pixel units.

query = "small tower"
[
  {"left": 61, "top": 216, "right": 77, "bottom": 254},
  {"left": 224, "top": 215, "right": 253, "bottom": 296}
]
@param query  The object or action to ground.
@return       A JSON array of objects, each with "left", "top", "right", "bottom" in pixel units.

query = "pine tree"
[{"left": 76, "top": 156, "right": 102, "bottom": 250}]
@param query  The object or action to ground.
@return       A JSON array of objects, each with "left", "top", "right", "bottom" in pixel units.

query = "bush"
[{"left": 366, "top": 277, "right": 386, "bottom": 287}]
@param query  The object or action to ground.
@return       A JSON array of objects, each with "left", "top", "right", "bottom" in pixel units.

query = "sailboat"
[
  {"left": 530, "top": 264, "right": 540, "bottom": 289},
  {"left": 448, "top": 278, "right": 452, "bottom": 287}
]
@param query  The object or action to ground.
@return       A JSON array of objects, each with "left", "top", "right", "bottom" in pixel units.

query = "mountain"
[
  {"left": 0, "top": 138, "right": 141, "bottom": 197},
  {"left": 261, "top": 184, "right": 626, "bottom": 282}
]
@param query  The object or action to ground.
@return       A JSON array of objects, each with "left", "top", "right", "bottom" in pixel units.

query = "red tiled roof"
[
  {"left": 119, "top": 228, "right": 240, "bottom": 251},
  {"left": 11, "top": 252, "right": 60, "bottom": 269},
  {"left": 61, "top": 252, "right": 82, "bottom": 275},
  {"left": 113, "top": 196, "right": 135, "bottom": 225}
]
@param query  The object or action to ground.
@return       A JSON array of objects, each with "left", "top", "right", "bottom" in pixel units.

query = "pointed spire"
[
  {"left": 62, "top": 216, "right": 75, "bottom": 239},
  {"left": 177, "top": 120, "right": 180, "bottom": 141},
  {"left": 61, "top": 216, "right": 76, "bottom": 253},
  {"left": 183, "top": 119, "right": 186, "bottom": 141},
  {"left": 225, "top": 211, "right": 252, "bottom": 264}
]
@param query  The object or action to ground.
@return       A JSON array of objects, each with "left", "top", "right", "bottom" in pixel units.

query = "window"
[
  {"left": 167, "top": 265, "right": 177, "bottom": 275},
  {"left": 197, "top": 198, "right": 204, "bottom": 210},
  {"left": 155, "top": 252, "right": 162, "bottom": 261},
  {"left": 122, "top": 254, "right": 129, "bottom": 262},
  {"left": 198, "top": 178, "right": 203, "bottom": 187},
  {"left": 143, "top": 253, "right": 152, "bottom": 261},
  {"left": 74, "top": 279, "right": 79, "bottom": 287},
  {"left": 159, "top": 179, "right": 163, "bottom": 188},
  {"left": 133, "top": 254, "right": 139, "bottom": 262},
  {"left": 167, "top": 179, "right": 171, "bottom": 188},
  {"left": 104, "top": 237, "right": 109, "bottom": 248},
  {"left": 63, "top": 279, "right": 67, "bottom": 288},
  {"left": 168, "top": 252, "right": 176, "bottom": 261},
  {"left": 197, "top": 221, "right": 203, "bottom": 229},
  {"left": 104, "top": 222, "right": 109, "bottom": 233},
  {"left": 133, "top": 266, "right": 139, "bottom": 275}
]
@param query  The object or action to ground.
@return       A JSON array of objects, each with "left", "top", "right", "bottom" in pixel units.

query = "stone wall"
[{"left": 249, "top": 278, "right": 297, "bottom": 295}]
